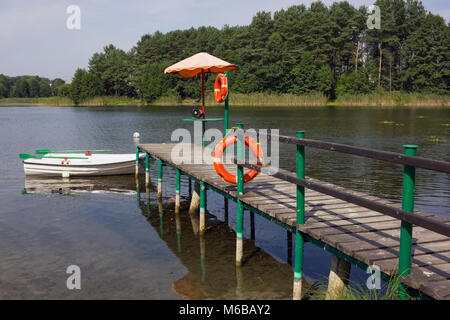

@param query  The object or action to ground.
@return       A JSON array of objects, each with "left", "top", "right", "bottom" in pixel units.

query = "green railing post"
[
  {"left": 158, "top": 159, "right": 163, "bottom": 200},
  {"left": 236, "top": 123, "right": 244, "bottom": 267},
  {"left": 199, "top": 181, "right": 206, "bottom": 235},
  {"left": 398, "top": 144, "right": 417, "bottom": 299},
  {"left": 293, "top": 131, "right": 305, "bottom": 300},
  {"left": 224, "top": 71, "right": 229, "bottom": 135},
  {"left": 135, "top": 146, "right": 140, "bottom": 178}
]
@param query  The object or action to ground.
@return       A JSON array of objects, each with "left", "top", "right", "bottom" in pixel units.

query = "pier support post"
[
  {"left": 175, "top": 168, "right": 181, "bottom": 214},
  {"left": 199, "top": 181, "right": 206, "bottom": 236},
  {"left": 293, "top": 131, "right": 306, "bottom": 300},
  {"left": 135, "top": 147, "right": 140, "bottom": 178},
  {"left": 158, "top": 195, "right": 164, "bottom": 236},
  {"left": 326, "top": 255, "right": 351, "bottom": 300},
  {"left": 398, "top": 144, "right": 417, "bottom": 300},
  {"left": 145, "top": 152, "right": 150, "bottom": 188},
  {"left": 236, "top": 123, "right": 244, "bottom": 267},
  {"left": 157, "top": 159, "right": 163, "bottom": 200},
  {"left": 189, "top": 182, "right": 200, "bottom": 216}
]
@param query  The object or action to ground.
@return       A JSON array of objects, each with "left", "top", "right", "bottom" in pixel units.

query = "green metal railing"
[{"left": 232, "top": 127, "right": 450, "bottom": 299}]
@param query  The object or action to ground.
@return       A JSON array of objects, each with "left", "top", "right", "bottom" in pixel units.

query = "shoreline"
[{"left": 1, "top": 92, "right": 449, "bottom": 108}]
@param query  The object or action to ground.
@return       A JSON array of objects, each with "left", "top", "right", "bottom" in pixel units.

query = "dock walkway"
[{"left": 138, "top": 142, "right": 450, "bottom": 300}]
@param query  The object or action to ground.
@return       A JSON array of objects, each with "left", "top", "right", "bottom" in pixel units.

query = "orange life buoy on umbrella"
[
  {"left": 214, "top": 73, "right": 228, "bottom": 103},
  {"left": 213, "top": 135, "right": 263, "bottom": 184}
]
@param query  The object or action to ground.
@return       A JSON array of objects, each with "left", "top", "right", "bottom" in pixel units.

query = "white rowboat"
[{"left": 23, "top": 153, "right": 141, "bottom": 177}]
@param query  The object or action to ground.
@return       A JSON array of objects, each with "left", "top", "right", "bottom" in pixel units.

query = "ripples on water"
[{"left": 0, "top": 105, "right": 448, "bottom": 299}]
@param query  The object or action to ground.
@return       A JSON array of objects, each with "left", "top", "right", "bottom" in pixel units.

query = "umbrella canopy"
[{"left": 164, "top": 52, "right": 239, "bottom": 78}]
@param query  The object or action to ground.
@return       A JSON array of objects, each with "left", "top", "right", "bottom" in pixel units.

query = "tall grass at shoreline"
[
  {"left": 336, "top": 91, "right": 450, "bottom": 107},
  {"left": 1, "top": 92, "right": 448, "bottom": 107},
  {"left": 0, "top": 96, "right": 74, "bottom": 106},
  {"left": 304, "top": 274, "right": 414, "bottom": 300}
]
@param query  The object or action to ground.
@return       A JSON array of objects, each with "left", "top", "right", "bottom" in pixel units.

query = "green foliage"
[
  {"left": 51, "top": 78, "right": 66, "bottom": 96},
  {"left": 89, "top": 44, "right": 133, "bottom": 97},
  {"left": 69, "top": 69, "right": 104, "bottom": 104},
  {"left": 39, "top": 80, "right": 52, "bottom": 97},
  {"left": 336, "top": 70, "right": 376, "bottom": 96},
  {"left": 0, "top": 74, "right": 56, "bottom": 98},
  {"left": 57, "top": 84, "right": 72, "bottom": 98},
  {"left": 136, "top": 62, "right": 167, "bottom": 103}
]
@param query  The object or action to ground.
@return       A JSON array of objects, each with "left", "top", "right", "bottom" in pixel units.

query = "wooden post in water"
[
  {"left": 145, "top": 152, "right": 150, "bottom": 188},
  {"left": 293, "top": 131, "right": 306, "bottom": 300},
  {"left": 135, "top": 147, "right": 140, "bottom": 178},
  {"left": 157, "top": 159, "right": 163, "bottom": 200},
  {"left": 326, "top": 255, "right": 351, "bottom": 299},
  {"left": 236, "top": 123, "right": 244, "bottom": 267},
  {"left": 189, "top": 182, "right": 201, "bottom": 215},
  {"left": 199, "top": 181, "right": 206, "bottom": 236},
  {"left": 158, "top": 194, "right": 164, "bottom": 236},
  {"left": 175, "top": 168, "right": 181, "bottom": 215}
]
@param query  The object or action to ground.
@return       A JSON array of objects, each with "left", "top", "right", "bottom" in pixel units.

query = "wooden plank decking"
[{"left": 138, "top": 143, "right": 450, "bottom": 300}]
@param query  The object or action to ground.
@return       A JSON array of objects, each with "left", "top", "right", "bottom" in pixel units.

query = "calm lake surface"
[{"left": 0, "top": 105, "right": 448, "bottom": 299}]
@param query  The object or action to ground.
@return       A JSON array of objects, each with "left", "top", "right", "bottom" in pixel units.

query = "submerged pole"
[
  {"left": 175, "top": 168, "right": 181, "bottom": 214},
  {"left": 157, "top": 159, "right": 163, "bottom": 200},
  {"left": 145, "top": 152, "right": 150, "bottom": 188},
  {"left": 135, "top": 147, "right": 140, "bottom": 178},
  {"left": 236, "top": 123, "right": 244, "bottom": 267},
  {"left": 199, "top": 181, "right": 206, "bottom": 236}
]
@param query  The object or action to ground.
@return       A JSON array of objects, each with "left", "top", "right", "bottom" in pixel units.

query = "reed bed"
[{"left": 336, "top": 92, "right": 450, "bottom": 107}]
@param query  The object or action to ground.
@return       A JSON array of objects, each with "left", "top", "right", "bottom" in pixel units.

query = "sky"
[{"left": 1, "top": 0, "right": 449, "bottom": 82}]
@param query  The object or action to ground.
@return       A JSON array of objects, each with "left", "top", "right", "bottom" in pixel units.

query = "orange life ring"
[
  {"left": 213, "top": 135, "right": 263, "bottom": 184},
  {"left": 214, "top": 73, "right": 228, "bottom": 103}
]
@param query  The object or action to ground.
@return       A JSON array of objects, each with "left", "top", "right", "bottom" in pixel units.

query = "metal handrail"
[
  {"left": 235, "top": 160, "right": 450, "bottom": 237},
  {"left": 232, "top": 126, "right": 449, "bottom": 299}
]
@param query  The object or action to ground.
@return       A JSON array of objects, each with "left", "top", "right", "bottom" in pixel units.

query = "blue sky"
[{"left": 1, "top": 0, "right": 448, "bottom": 82}]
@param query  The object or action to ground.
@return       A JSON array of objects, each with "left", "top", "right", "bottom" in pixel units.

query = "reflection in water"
[
  {"left": 137, "top": 194, "right": 306, "bottom": 300},
  {"left": 23, "top": 175, "right": 148, "bottom": 196}
]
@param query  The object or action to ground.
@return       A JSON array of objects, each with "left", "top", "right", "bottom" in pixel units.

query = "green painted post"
[
  {"left": 199, "top": 181, "right": 206, "bottom": 235},
  {"left": 224, "top": 71, "right": 229, "bottom": 135},
  {"left": 158, "top": 159, "right": 163, "bottom": 200},
  {"left": 293, "top": 131, "right": 305, "bottom": 300},
  {"left": 135, "top": 147, "right": 140, "bottom": 178},
  {"left": 398, "top": 144, "right": 417, "bottom": 299},
  {"left": 236, "top": 123, "right": 244, "bottom": 267}
]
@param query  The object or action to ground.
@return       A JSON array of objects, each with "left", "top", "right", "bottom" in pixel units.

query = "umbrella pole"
[{"left": 201, "top": 70, "right": 205, "bottom": 119}]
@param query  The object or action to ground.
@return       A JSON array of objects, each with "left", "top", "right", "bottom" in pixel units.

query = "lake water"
[{"left": 0, "top": 105, "right": 448, "bottom": 299}]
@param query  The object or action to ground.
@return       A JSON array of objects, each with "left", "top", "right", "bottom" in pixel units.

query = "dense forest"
[
  {"left": 3, "top": 0, "right": 448, "bottom": 105},
  {"left": 0, "top": 74, "right": 65, "bottom": 98}
]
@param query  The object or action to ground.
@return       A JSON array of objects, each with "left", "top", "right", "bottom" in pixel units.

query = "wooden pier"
[{"left": 137, "top": 130, "right": 450, "bottom": 300}]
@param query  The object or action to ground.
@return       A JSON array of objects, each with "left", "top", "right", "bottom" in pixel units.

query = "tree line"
[
  {"left": 0, "top": 74, "right": 65, "bottom": 99},
  {"left": 56, "top": 0, "right": 449, "bottom": 104}
]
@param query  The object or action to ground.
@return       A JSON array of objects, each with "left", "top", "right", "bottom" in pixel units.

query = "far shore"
[{"left": 1, "top": 92, "right": 449, "bottom": 108}]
